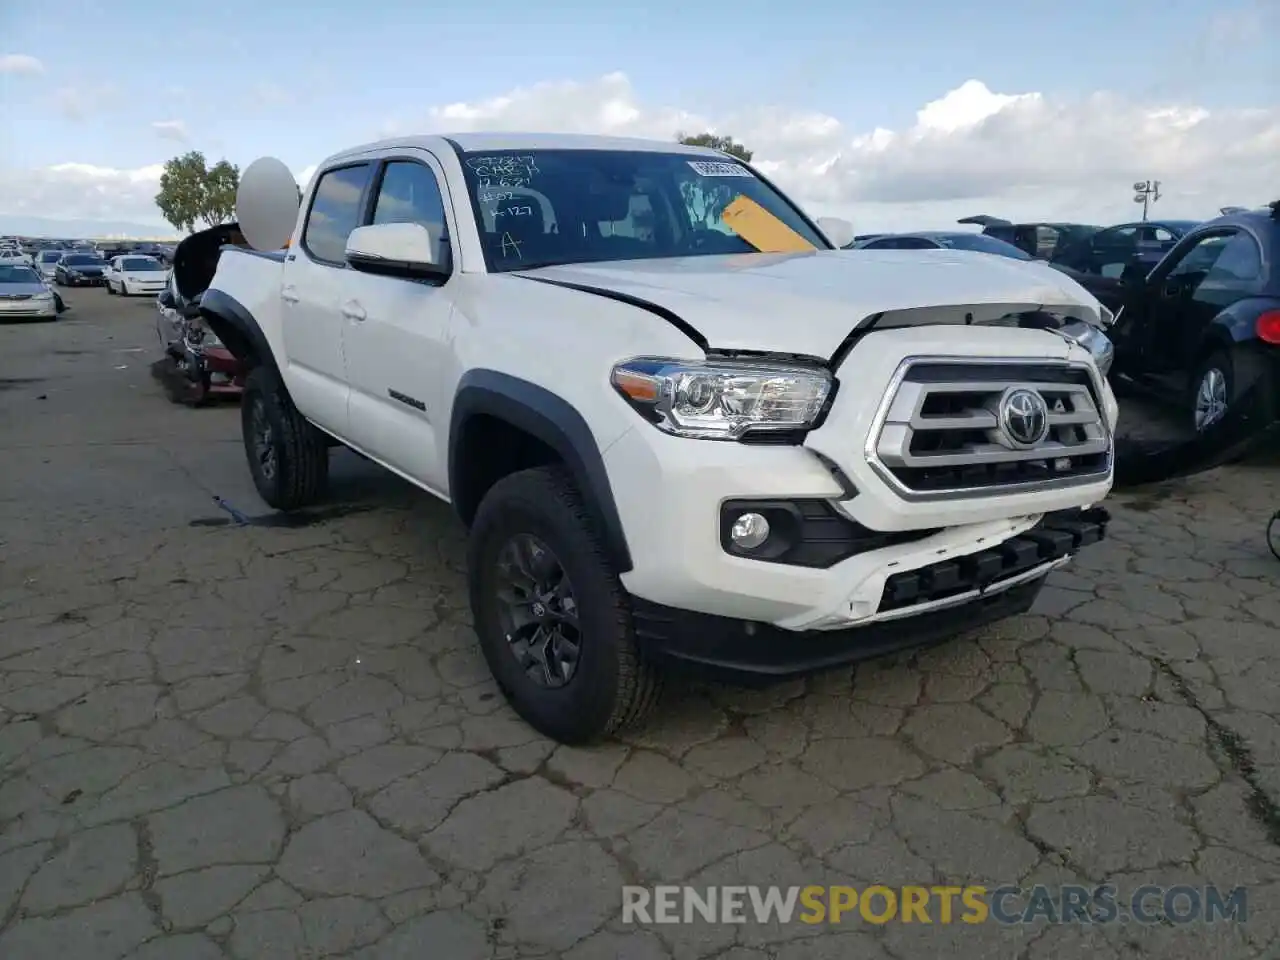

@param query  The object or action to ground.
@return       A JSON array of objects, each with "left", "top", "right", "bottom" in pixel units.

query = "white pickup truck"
[{"left": 188, "top": 133, "right": 1118, "bottom": 743}]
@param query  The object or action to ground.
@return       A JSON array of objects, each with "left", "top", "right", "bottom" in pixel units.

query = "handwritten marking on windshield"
[
  {"left": 500, "top": 233, "right": 524, "bottom": 258},
  {"left": 468, "top": 156, "right": 539, "bottom": 193},
  {"left": 493, "top": 205, "right": 533, "bottom": 220}
]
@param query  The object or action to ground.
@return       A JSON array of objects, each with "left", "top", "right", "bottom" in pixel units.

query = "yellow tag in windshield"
[{"left": 721, "top": 196, "right": 817, "bottom": 253}]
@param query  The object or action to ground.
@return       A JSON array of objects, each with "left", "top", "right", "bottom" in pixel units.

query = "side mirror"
[
  {"left": 815, "top": 216, "right": 855, "bottom": 250},
  {"left": 345, "top": 222, "right": 450, "bottom": 280}
]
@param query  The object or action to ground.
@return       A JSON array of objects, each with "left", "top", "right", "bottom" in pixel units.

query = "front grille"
[
  {"left": 872, "top": 361, "right": 1110, "bottom": 497},
  {"left": 0, "top": 294, "right": 33, "bottom": 301}
]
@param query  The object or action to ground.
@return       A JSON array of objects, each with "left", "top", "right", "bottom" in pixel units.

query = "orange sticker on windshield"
[{"left": 721, "top": 196, "right": 817, "bottom": 253}]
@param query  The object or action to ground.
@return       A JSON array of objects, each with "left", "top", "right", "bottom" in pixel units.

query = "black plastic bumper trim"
[
  {"left": 879, "top": 506, "right": 1108, "bottom": 612},
  {"left": 630, "top": 579, "right": 1044, "bottom": 685}
]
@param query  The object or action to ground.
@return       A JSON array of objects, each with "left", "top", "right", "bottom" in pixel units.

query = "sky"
[{"left": 1, "top": 0, "right": 1277, "bottom": 237}]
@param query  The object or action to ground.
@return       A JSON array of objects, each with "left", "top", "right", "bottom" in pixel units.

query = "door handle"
[
  {"left": 280, "top": 285, "right": 300, "bottom": 304},
  {"left": 342, "top": 301, "right": 367, "bottom": 322}
]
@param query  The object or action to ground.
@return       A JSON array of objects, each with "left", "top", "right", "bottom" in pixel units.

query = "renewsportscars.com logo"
[{"left": 622, "top": 884, "right": 1249, "bottom": 926}]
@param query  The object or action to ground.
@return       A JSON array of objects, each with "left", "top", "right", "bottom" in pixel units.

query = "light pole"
[{"left": 1133, "top": 180, "right": 1161, "bottom": 221}]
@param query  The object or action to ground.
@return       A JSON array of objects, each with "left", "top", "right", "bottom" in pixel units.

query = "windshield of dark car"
[
  {"left": 933, "top": 233, "right": 1033, "bottom": 259},
  {"left": 457, "top": 149, "right": 830, "bottom": 272},
  {"left": 0, "top": 266, "right": 41, "bottom": 283},
  {"left": 122, "top": 257, "right": 163, "bottom": 271},
  {"left": 63, "top": 255, "right": 104, "bottom": 266}
]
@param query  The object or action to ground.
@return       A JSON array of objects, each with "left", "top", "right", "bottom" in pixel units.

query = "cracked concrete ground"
[{"left": 1, "top": 289, "right": 1278, "bottom": 960}]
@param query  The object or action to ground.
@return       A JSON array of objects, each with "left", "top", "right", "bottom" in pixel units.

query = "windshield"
[
  {"left": 38, "top": 251, "right": 65, "bottom": 262},
  {"left": 122, "top": 257, "right": 163, "bottom": 271},
  {"left": 0, "top": 266, "right": 41, "bottom": 283},
  {"left": 63, "top": 255, "right": 105, "bottom": 266},
  {"left": 933, "top": 234, "right": 1033, "bottom": 260},
  {"left": 457, "top": 149, "right": 830, "bottom": 272}
]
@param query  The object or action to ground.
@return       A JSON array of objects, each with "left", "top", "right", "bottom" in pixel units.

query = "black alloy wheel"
[
  {"left": 248, "top": 394, "right": 278, "bottom": 483},
  {"left": 492, "top": 533, "right": 582, "bottom": 688}
]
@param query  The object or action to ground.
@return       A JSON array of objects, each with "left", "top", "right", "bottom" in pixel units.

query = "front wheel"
[
  {"left": 106, "top": 282, "right": 116, "bottom": 295},
  {"left": 240, "top": 366, "right": 329, "bottom": 510},
  {"left": 467, "top": 466, "right": 663, "bottom": 744},
  {"left": 1191, "top": 350, "right": 1234, "bottom": 434}
]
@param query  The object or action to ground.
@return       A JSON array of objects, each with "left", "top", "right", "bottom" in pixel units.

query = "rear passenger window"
[
  {"left": 372, "top": 162, "right": 447, "bottom": 235},
  {"left": 303, "top": 164, "right": 371, "bottom": 264},
  {"left": 1204, "top": 233, "right": 1263, "bottom": 286}
]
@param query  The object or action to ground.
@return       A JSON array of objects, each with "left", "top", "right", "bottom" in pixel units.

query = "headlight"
[
  {"left": 34, "top": 291, "right": 53, "bottom": 301},
  {"left": 610, "top": 357, "right": 833, "bottom": 440},
  {"left": 1058, "top": 319, "right": 1114, "bottom": 378}
]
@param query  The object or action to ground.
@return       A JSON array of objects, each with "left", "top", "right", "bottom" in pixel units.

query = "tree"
[
  {"left": 154, "top": 151, "right": 240, "bottom": 234},
  {"left": 676, "top": 131, "right": 753, "bottom": 163}
]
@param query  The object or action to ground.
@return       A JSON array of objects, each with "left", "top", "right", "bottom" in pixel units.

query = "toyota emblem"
[{"left": 998, "top": 387, "right": 1049, "bottom": 448}]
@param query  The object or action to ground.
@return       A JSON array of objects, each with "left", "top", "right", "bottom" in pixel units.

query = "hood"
[
  {"left": 0, "top": 282, "right": 53, "bottom": 297},
  {"left": 514, "top": 249, "right": 1105, "bottom": 358},
  {"left": 65, "top": 264, "right": 104, "bottom": 273},
  {"left": 174, "top": 222, "right": 246, "bottom": 300}
]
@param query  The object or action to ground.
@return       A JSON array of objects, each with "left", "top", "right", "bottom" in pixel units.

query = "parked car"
[
  {"left": 55, "top": 252, "right": 108, "bottom": 286},
  {"left": 1102, "top": 203, "right": 1280, "bottom": 434},
  {"left": 0, "top": 263, "right": 59, "bottom": 321},
  {"left": 34, "top": 249, "right": 67, "bottom": 283},
  {"left": 189, "top": 134, "right": 1117, "bottom": 744},
  {"left": 956, "top": 215, "right": 1103, "bottom": 260},
  {"left": 105, "top": 255, "right": 169, "bottom": 296},
  {"left": 849, "top": 231, "right": 1033, "bottom": 260},
  {"left": 1052, "top": 220, "right": 1201, "bottom": 280},
  {"left": 0, "top": 247, "right": 33, "bottom": 266}
]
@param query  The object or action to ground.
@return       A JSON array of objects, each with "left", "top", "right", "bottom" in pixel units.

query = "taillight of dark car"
[{"left": 1257, "top": 310, "right": 1280, "bottom": 345}]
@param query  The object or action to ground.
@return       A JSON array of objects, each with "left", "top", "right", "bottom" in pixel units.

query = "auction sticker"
[{"left": 687, "top": 160, "right": 754, "bottom": 177}]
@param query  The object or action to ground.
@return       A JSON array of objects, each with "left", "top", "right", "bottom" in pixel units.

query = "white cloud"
[
  {"left": 3, "top": 74, "right": 1277, "bottom": 234},
  {"left": 294, "top": 165, "right": 318, "bottom": 190},
  {"left": 151, "top": 120, "right": 189, "bottom": 142},
  {"left": 51, "top": 84, "right": 118, "bottom": 121},
  {"left": 0, "top": 163, "right": 166, "bottom": 231},
  {"left": 381, "top": 73, "right": 1280, "bottom": 230},
  {"left": 0, "top": 54, "right": 44, "bottom": 75}
]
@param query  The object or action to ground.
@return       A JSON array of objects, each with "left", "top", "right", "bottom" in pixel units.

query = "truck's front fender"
[{"left": 449, "top": 369, "right": 633, "bottom": 573}]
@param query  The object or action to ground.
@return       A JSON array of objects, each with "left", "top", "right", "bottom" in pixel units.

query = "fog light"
[{"left": 730, "top": 512, "right": 771, "bottom": 550}]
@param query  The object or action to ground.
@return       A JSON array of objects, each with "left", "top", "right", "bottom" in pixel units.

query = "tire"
[
  {"left": 240, "top": 365, "right": 329, "bottom": 510},
  {"left": 1190, "top": 350, "right": 1234, "bottom": 435},
  {"left": 467, "top": 466, "right": 663, "bottom": 744},
  {"left": 106, "top": 282, "right": 115, "bottom": 295}
]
